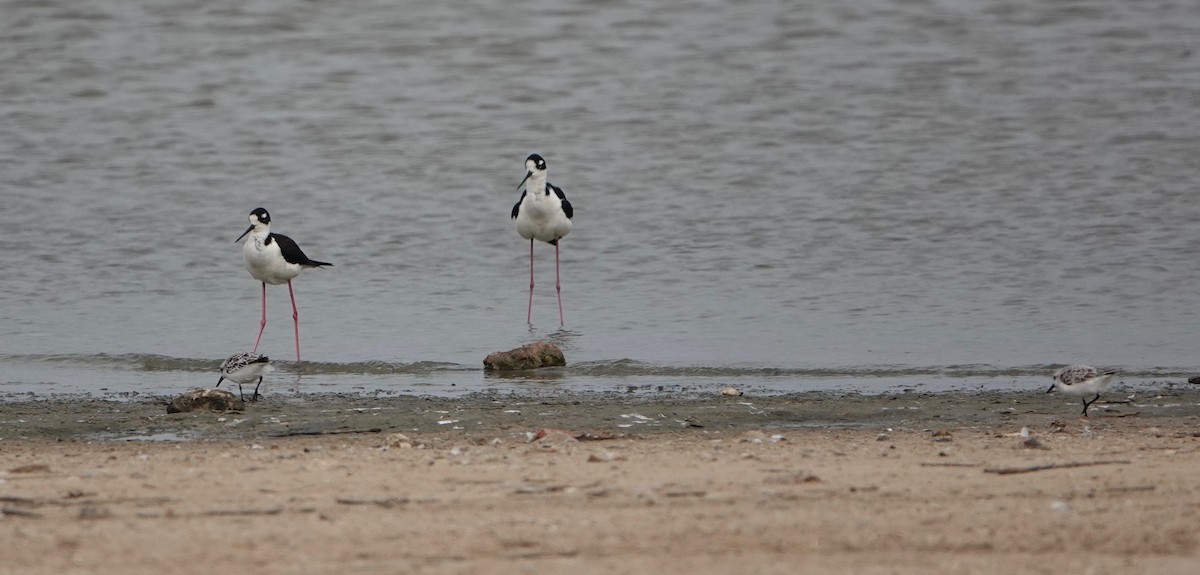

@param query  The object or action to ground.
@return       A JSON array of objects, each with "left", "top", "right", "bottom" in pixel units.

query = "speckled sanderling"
[
  {"left": 1046, "top": 365, "right": 1117, "bottom": 416},
  {"left": 216, "top": 352, "right": 271, "bottom": 401}
]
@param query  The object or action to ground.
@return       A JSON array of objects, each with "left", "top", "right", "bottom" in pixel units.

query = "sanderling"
[
  {"left": 1046, "top": 365, "right": 1117, "bottom": 416},
  {"left": 217, "top": 352, "right": 272, "bottom": 401}
]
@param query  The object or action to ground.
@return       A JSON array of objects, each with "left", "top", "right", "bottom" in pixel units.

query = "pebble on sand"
[
  {"left": 166, "top": 388, "right": 245, "bottom": 414},
  {"left": 529, "top": 428, "right": 579, "bottom": 450},
  {"left": 483, "top": 342, "right": 566, "bottom": 371}
]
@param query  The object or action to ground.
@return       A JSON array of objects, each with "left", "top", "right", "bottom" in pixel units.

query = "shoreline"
[
  {"left": 2, "top": 387, "right": 1198, "bottom": 442},
  {"left": 6, "top": 354, "right": 1199, "bottom": 399}
]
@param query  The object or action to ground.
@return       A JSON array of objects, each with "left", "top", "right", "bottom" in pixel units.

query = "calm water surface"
[{"left": 2, "top": 0, "right": 1199, "bottom": 397}]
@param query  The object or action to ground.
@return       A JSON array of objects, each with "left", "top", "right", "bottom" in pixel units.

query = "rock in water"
[
  {"left": 167, "top": 388, "right": 245, "bottom": 413},
  {"left": 483, "top": 342, "right": 566, "bottom": 371}
]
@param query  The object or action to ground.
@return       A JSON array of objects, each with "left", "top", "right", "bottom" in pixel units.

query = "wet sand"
[{"left": 2, "top": 389, "right": 1199, "bottom": 573}]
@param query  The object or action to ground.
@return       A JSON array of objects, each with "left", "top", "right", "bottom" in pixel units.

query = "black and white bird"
[
  {"left": 216, "top": 352, "right": 271, "bottom": 401},
  {"left": 511, "top": 153, "right": 573, "bottom": 325},
  {"left": 235, "top": 207, "right": 332, "bottom": 363},
  {"left": 1046, "top": 365, "right": 1117, "bottom": 416}
]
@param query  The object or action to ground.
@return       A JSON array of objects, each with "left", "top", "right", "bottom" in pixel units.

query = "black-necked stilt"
[
  {"left": 216, "top": 352, "right": 271, "bottom": 401},
  {"left": 1046, "top": 364, "right": 1117, "bottom": 416},
  {"left": 511, "top": 153, "right": 573, "bottom": 325},
  {"left": 235, "top": 207, "right": 332, "bottom": 363}
]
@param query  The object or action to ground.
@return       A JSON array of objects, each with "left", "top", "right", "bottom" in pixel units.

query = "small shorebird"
[
  {"left": 236, "top": 207, "right": 332, "bottom": 362},
  {"left": 511, "top": 153, "right": 573, "bottom": 325},
  {"left": 1046, "top": 365, "right": 1117, "bottom": 416},
  {"left": 217, "top": 352, "right": 271, "bottom": 401}
]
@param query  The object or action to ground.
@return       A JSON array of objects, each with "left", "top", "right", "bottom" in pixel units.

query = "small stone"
[
  {"left": 483, "top": 342, "right": 566, "bottom": 371},
  {"left": 530, "top": 428, "right": 579, "bottom": 445},
  {"left": 587, "top": 451, "right": 623, "bottom": 463},
  {"left": 740, "top": 430, "right": 769, "bottom": 444},
  {"left": 1188, "top": 375, "right": 1200, "bottom": 385},
  {"left": 384, "top": 433, "right": 413, "bottom": 449},
  {"left": 166, "top": 389, "right": 244, "bottom": 413}
]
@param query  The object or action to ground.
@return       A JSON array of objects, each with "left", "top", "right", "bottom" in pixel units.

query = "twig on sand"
[
  {"left": 1, "top": 472, "right": 117, "bottom": 481},
  {"left": 575, "top": 432, "right": 621, "bottom": 441},
  {"left": 269, "top": 427, "right": 383, "bottom": 437},
  {"left": 336, "top": 497, "right": 408, "bottom": 508},
  {"left": 131, "top": 507, "right": 315, "bottom": 520},
  {"left": 197, "top": 507, "right": 287, "bottom": 517},
  {"left": 0, "top": 495, "right": 173, "bottom": 507},
  {"left": 919, "top": 462, "right": 979, "bottom": 467},
  {"left": 1, "top": 506, "right": 43, "bottom": 518},
  {"left": 1107, "top": 485, "right": 1155, "bottom": 493},
  {"left": 983, "top": 459, "right": 1131, "bottom": 475}
]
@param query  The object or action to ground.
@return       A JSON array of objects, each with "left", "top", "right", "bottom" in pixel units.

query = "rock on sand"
[
  {"left": 167, "top": 388, "right": 245, "bottom": 413},
  {"left": 483, "top": 342, "right": 566, "bottom": 371}
]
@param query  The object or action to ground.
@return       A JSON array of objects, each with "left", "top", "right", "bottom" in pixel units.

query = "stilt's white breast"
[
  {"left": 516, "top": 187, "right": 572, "bottom": 244},
  {"left": 243, "top": 235, "right": 302, "bottom": 285}
]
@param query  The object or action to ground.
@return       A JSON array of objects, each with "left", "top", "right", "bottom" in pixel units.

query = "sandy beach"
[{"left": 1, "top": 389, "right": 1198, "bottom": 573}]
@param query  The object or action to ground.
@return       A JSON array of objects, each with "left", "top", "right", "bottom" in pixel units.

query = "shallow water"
[{"left": 2, "top": 0, "right": 1199, "bottom": 397}]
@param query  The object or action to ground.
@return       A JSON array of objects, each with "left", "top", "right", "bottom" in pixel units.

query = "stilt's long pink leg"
[
  {"left": 288, "top": 280, "right": 301, "bottom": 363},
  {"left": 527, "top": 239, "right": 535, "bottom": 324},
  {"left": 555, "top": 242, "right": 564, "bottom": 326},
  {"left": 252, "top": 282, "right": 267, "bottom": 352}
]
